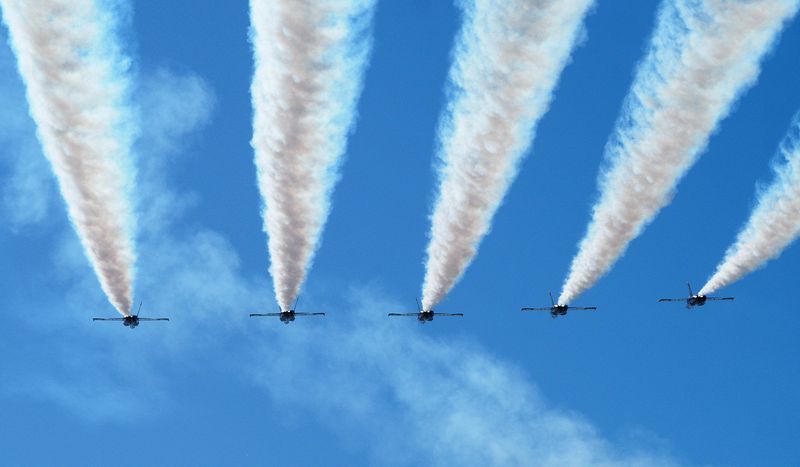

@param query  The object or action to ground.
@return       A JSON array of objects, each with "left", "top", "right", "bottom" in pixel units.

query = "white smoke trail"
[
  {"left": 700, "top": 114, "right": 800, "bottom": 295},
  {"left": 559, "top": 0, "right": 799, "bottom": 305},
  {"left": 249, "top": 0, "right": 374, "bottom": 310},
  {"left": 421, "top": 0, "right": 595, "bottom": 311},
  {"left": 0, "top": 0, "right": 136, "bottom": 315}
]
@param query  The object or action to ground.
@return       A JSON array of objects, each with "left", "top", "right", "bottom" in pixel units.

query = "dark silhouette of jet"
[
  {"left": 522, "top": 292, "right": 597, "bottom": 318},
  {"left": 388, "top": 299, "right": 463, "bottom": 323},
  {"left": 658, "top": 282, "right": 734, "bottom": 308},
  {"left": 250, "top": 297, "right": 325, "bottom": 324},
  {"left": 93, "top": 302, "right": 168, "bottom": 329}
]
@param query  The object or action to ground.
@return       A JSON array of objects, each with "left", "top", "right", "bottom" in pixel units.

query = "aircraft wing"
[
  {"left": 435, "top": 313, "right": 464, "bottom": 317},
  {"left": 294, "top": 312, "right": 325, "bottom": 316},
  {"left": 707, "top": 297, "right": 734, "bottom": 301},
  {"left": 250, "top": 313, "right": 282, "bottom": 317},
  {"left": 520, "top": 307, "right": 552, "bottom": 311},
  {"left": 388, "top": 313, "right": 419, "bottom": 317},
  {"left": 657, "top": 298, "right": 685, "bottom": 302},
  {"left": 570, "top": 307, "right": 597, "bottom": 311},
  {"left": 137, "top": 318, "right": 169, "bottom": 321},
  {"left": 92, "top": 317, "right": 125, "bottom": 321}
]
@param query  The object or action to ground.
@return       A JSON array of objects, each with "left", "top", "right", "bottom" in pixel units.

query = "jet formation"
[{"left": 91, "top": 284, "right": 736, "bottom": 329}]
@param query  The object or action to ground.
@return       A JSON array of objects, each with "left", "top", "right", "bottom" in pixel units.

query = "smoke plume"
[
  {"left": 559, "top": 0, "right": 799, "bottom": 305},
  {"left": 249, "top": 0, "right": 375, "bottom": 310},
  {"left": 1, "top": 0, "right": 137, "bottom": 315},
  {"left": 421, "top": 0, "right": 595, "bottom": 311},
  {"left": 701, "top": 113, "right": 800, "bottom": 294}
]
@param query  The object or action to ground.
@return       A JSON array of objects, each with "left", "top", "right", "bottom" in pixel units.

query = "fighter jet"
[
  {"left": 658, "top": 282, "right": 734, "bottom": 308},
  {"left": 249, "top": 297, "right": 325, "bottom": 324},
  {"left": 388, "top": 299, "right": 463, "bottom": 323},
  {"left": 92, "top": 302, "right": 169, "bottom": 329},
  {"left": 521, "top": 292, "right": 597, "bottom": 318}
]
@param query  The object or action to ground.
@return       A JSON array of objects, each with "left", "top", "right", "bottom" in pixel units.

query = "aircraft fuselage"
[
  {"left": 279, "top": 311, "right": 296, "bottom": 324},
  {"left": 418, "top": 311, "right": 435, "bottom": 323},
  {"left": 551, "top": 304, "right": 569, "bottom": 318},
  {"left": 687, "top": 295, "right": 707, "bottom": 308},
  {"left": 123, "top": 316, "right": 139, "bottom": 328}
]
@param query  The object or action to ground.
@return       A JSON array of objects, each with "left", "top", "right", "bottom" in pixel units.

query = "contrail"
[
  {"left": 701, "top": 113, "right": 800, "bottom": 295},
  {"left": 559, "top": 0, "right": 799, "bottom": 305},
  {"left": 421, "top": 0, "right": 595, "bottom": 311},
  {"left": 1, "top": 0, "right": 136, "bottom": 315},
  {"left": 249, "top": 0, "right": 374, "bottom": 310}
]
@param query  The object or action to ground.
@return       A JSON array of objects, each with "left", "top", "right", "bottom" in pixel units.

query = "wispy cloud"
[
  {"left": 137, "top": 69, "right": 216, "bottom": 158},
  {"left": 250, "top": 287, "right": 678, "bottom": 467},
  {"left": 134, "top": 68, "right": 215, "bottom": 234},
  {"left": 0, "top": 47, "right": 679, "bottom": 467},
  {"left": 0, "top": 65, "right": 227, "bottom": 420},
  {"left": 13, "top": 344, "right": 167, "bottom": 423}
]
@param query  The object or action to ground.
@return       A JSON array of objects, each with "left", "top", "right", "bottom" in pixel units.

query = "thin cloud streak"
[
  {"left": 0, "top": 67, "right": 255, "bottom": 420},
  {"left": 249, "top": 0, "right": 375, "bottom": 310},
  {"left": 421, "top": 0, "right": 595, "bottom": 310},
  {"left": 0, "top": 0, "right": 137, "bottom": 314},
  {"left": 0, "top": 62, "right": 680, "bottom": 465},
  {"left": 559, "top": 0, "right": 799, "bottom": 305},
  {"left": 251, "top": 289, "right": 679, "bottom": 467},
  {"left": 701, "top": 113, "right": 800, "bottom": 294}
]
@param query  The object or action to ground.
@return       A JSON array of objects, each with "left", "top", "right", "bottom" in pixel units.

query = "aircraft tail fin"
[
  {"left": 134, "top": 301, "right": 143, "bottom": 317},
  {"left": 549, "top": 291, "right": 555, "bottom": 307},
  {"left": 416, "top": 297, "right": 422, "bottom": 313},
  {"left": 687, "top": 282, "right": 694, "bottom": 297}
]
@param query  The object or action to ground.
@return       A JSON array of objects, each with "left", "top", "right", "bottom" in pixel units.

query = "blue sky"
[{"left": 0, "top": 1, "right": 799, "bottom": 465}]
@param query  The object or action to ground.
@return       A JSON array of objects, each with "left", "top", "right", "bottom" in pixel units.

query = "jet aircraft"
[
  {"left": 93, "top": 302, "right": 169, "bottom": 329},
  {"left": 388, "top": 299, "right": 463, "bottom": 323},
  {"left": 250, "top": 297, "right": 325, "bottom": 324},
  {"left": 658, "top": 282, "right": 734, "bottom": 308},
  {"left": 521, "top": 292, "right": 597, "bottom": 318}
]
